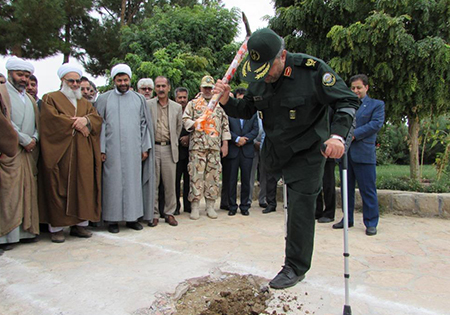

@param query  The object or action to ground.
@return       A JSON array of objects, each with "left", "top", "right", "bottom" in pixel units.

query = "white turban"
[
  {"left": 57, "top": 63, "right": 83, "bottom": 79},
  {"left": 111, "top": 64, "right": 132, "bottom": 79},
  {"left": 137, "top": 78, "right": 154, "bottom": 89},
  {"left": 5, "top": 56, "right": 34, "bottom": 74}
]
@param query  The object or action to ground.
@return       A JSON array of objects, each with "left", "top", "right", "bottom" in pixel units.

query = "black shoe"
[
  {"left": 366, "top": 227, "right": 377, "bottom": 236},
  {"left": 318, "top": 217, "right": 334, "bottom": 223},
  {"left": 126, "top": 221, "right": 143, "bottom": 230},
  {"left": 20, "top": 237, "right": 39, "bottom": 243},
  {"left": 184, "top": 209, "right": 191, "bottom": 213},
  {"left": 108, "top": 223, "right": 120, "bottom": 233},
  {"left": 228, "top": 210, "right": 237, "bottom": 216},
  {"left": 262, "top": 205, "right": 276, "bottom": 214},
  {"left": 332, "top": 220, "right": 354, "bottom": 229},
  {"left": 0, "top": 243, "right": 13, "bottom": 251},
  {"left": 220, "top": 205, "right": 230, "bottom": 211},
  {"left": 241, "top": 209, "right": 249, "bottom": 216},
  {"left": 174, "top": 209, "right": 180, "bottom": 215},
  {"left": 259, "top": 203, "right": 268, "bottom": 208},
  {"left": 269, "top": 265, "right": 305, "bottom": 289}
]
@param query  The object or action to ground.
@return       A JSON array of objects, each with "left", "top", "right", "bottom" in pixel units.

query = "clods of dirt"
[{"left": 175, "top": 274, "right": 271, "bottom": 315}]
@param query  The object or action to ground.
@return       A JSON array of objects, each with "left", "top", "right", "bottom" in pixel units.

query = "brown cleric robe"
[
  {"left": 39, "top": 91, "right": 102, "bottom": 227},
  {"left": 0, "top": 84, "right": 40, "bottom": 237}
]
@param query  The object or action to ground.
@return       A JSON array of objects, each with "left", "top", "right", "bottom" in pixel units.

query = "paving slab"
[{"left": 1, "top": 205, "right": 449, "bottom": 315}]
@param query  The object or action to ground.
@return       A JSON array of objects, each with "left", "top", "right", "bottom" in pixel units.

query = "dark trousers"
[
  {"left": 265, "top": 172, "right": 280, "bottom": 208},
  {"left": 220, "top": 157, "right": 231, "bottom": 208},
  {"left": 344, "top": 158, "right": 379, "bottom": 227},
  {"left": 176, "top": 157, "right": 191, "bottom": 212},
  {"left": 228, "top": 152, "right": 253, "bottom": 211},
  {"left": 315, "top": 159, "right": 336, "bottom": 219},
  {"left": 158, "top": 180, "right": 165, "bottom": 217},
  {"left": 284, "top": 156, "right": 324, "bottom": 277}
]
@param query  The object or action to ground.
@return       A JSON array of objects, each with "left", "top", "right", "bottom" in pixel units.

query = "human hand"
[
  {"left": 71, "top": 117, "right": 88, "bottom": 131},
  {"left": 180, "top": 135, "right": 189, "bottom": 147},
  {"left": 23, "top": 138, "right": 37, "bottom": 153},
  {"left": 321, "top": 139, "right": 345, "bottom": 159},
  {"left": 214, "top": 80, "right": 231, "bottom": 105}
]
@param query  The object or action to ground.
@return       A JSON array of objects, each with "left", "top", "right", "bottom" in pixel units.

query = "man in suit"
[
  {"left": 333, "top": 74, "right": 385, "bottom": 236},
  {"left": 174, "top": 87, "right": 191, "bottom": 214},
  {"left": 226, "top": 92, "right": 259, "bottom": 216},
  {"left": 147, "top": 76, "right": 183, "bottom": 227}
]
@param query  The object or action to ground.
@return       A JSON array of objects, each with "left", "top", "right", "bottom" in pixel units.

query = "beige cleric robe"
[
  {"left": 39, "top": 91, "right": 102, "bottom": 227},
  {"left": 0, "top": 84, "right": 40, "bottom": 237}
]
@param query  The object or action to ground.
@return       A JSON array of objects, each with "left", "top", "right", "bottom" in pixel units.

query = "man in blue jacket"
[
  {"left": 333, "top": 74, "right": 385, "bottom": 236},
  {"left": 226, "top": 93, "right": 259, "bottom": 216}
]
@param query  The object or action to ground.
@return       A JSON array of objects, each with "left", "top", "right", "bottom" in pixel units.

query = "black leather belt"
[{"left": 155, "top": 141, "right": 170, "bottom": 145}]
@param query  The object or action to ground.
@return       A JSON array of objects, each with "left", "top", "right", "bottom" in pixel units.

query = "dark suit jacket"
[
  {"left": 349, "top": 95, "right": 385, "bottom": 164},
  {"left": 178, "top": 127, "right": 190, "bottom": 161},
  {"left": 227, "top": 114, "right": 259, "bottom": 159}
]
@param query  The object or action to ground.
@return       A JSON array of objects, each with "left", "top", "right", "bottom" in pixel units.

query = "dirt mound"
[{"left": 175, "top": 274, "right": 271, "bottom": 315}]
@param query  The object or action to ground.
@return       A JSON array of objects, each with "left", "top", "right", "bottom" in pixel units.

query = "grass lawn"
[
  {"left": 376, "top": 164, "right": 437, "bottom": 180},
  {"left": 335, "top": 164, "right": 450, "bottom": 193}
]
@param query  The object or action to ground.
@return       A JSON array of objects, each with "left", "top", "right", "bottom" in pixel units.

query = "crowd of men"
[
  {"left": 0, "top": 59, "right": 269, "bottom": 247},
  {"left": 0, "top": 28, "right": 384, "bottom": 290}
]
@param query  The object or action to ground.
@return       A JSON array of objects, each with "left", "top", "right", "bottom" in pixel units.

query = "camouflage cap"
[
  {"left": 241, "top": 28, "right": 282, "bottom": 82},
  {"left": 200, "top": 75, "right": 214, "bottom": 88}
]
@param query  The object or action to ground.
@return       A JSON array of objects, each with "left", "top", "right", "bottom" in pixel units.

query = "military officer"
[{"left": 215, "top": 28, "right": 359, "bottom": 289}]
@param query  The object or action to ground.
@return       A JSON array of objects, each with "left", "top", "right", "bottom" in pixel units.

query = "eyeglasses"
[
  {"left": 140, "top": 87, "right": 153, "bottom": 91},
  {"left": 65, "top": 79, "right": 81, "bottom": 84}
]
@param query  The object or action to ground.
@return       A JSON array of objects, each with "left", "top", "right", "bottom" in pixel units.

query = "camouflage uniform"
[{"left": 182, "top": 96, "right": 231, "bottom": 202}]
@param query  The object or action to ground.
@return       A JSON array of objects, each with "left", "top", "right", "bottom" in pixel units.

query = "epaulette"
[{"left": 294, "top": 54, "right": 320, "bottom": 70}]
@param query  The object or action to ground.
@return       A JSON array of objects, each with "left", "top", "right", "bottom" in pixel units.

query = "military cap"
[
  {"left": 200, "top": 75, "right": 214, "bottom": 88},
  {"left": 241, "top": 28, "right": 282, "bottom": 82}
]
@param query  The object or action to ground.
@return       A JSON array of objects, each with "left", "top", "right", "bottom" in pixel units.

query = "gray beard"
[{"left": 61, "top": 82, "right": 82, "bottom": 100}]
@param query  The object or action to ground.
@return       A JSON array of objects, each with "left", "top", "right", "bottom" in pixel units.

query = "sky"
[{"left": 0, "top": 0, "right": 275, "bottom": 97}]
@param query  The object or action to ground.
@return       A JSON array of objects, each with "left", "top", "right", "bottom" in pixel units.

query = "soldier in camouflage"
[{"left": 182, "top": 76, "right": 231, "bottom": 220}]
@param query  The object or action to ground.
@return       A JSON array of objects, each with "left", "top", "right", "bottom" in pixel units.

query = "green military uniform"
[{"left": 222, "top": 52, "right": 359, "bottom": 277}]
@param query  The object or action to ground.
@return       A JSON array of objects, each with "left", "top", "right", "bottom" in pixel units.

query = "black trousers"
[
  {"left": 315, "top": 159, "right": 336, "bottom": 219},
  {"left": 220, "top": 157, "right": 231, "bottom": 208},
  {"left": 228, "top": 152, "right": 253, "bottom": 211},
  {"left": 265, "top": 171, "right": 280, "bottom": 208},
  {"left": 284, "top": 155, "right": 324, "bottom": 277},
  {"left": 176, "top": 157, "right": 191, "bottom": 212}
]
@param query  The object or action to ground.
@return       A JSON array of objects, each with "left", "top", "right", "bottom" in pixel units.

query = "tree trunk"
[
  {"left": 63, "top": 23, "right": 71, "bottom": 64},
  {"left": 12, "top": 44, "right": 22, "bottom": 57},
  {"left": 120, "top": 0, "right": 126, "bottom": 25},
  {"left": 408, "top": 115, "right": 420, "bottom": 181}
]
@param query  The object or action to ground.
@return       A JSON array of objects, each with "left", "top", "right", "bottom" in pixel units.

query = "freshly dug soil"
[{"left": 175, "top": 274, "right": 271, "bottom": 315}]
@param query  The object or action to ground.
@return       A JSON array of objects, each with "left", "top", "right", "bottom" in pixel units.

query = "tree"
[
  {"left": 60, "top": 0, "right": 94, "bottom": 63},
  {"left": 72, "top": 0, "right": 212, "bottom": 76},
  {"left": 0, "top": 0, "right": 65, "bottom": 58},
  {"left": 117, "top": 3, "right": 240, "bottom": 98},
  {"left": 270, "top": 0, "right": 450, "bottom": 180}
]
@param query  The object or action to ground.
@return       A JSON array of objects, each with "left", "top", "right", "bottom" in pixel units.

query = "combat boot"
[
  {"left": 205, "top": 199, "right": 218, "bottom": 219},
  {"left": 190, "top": 201, "right": 200, "bottom": 220}
]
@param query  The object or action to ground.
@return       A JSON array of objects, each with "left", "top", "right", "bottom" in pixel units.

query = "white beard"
[{"left": 61, "top": 82, "right": 82, "bottom": 100}]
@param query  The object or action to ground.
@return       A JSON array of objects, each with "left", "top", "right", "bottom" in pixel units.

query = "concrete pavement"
[{"left": 1, "top": 205, "right": 449, "bottom": 315}]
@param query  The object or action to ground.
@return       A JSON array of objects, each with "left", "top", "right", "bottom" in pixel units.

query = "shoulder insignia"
[
  {"left": 298, "top": 56, "right": 319, "bottom": 70},
  {"left": 253, "top": 96, "right": 263, "bottom": 102},
  {"left": 322, "top": 72, "right": 336, "bottom": 86},
  {"left": 305, "top": 59, "right": 317, "bottom": 67},
  {"left": 284, "top": 66, "right": 292, "bottom": 77}
]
